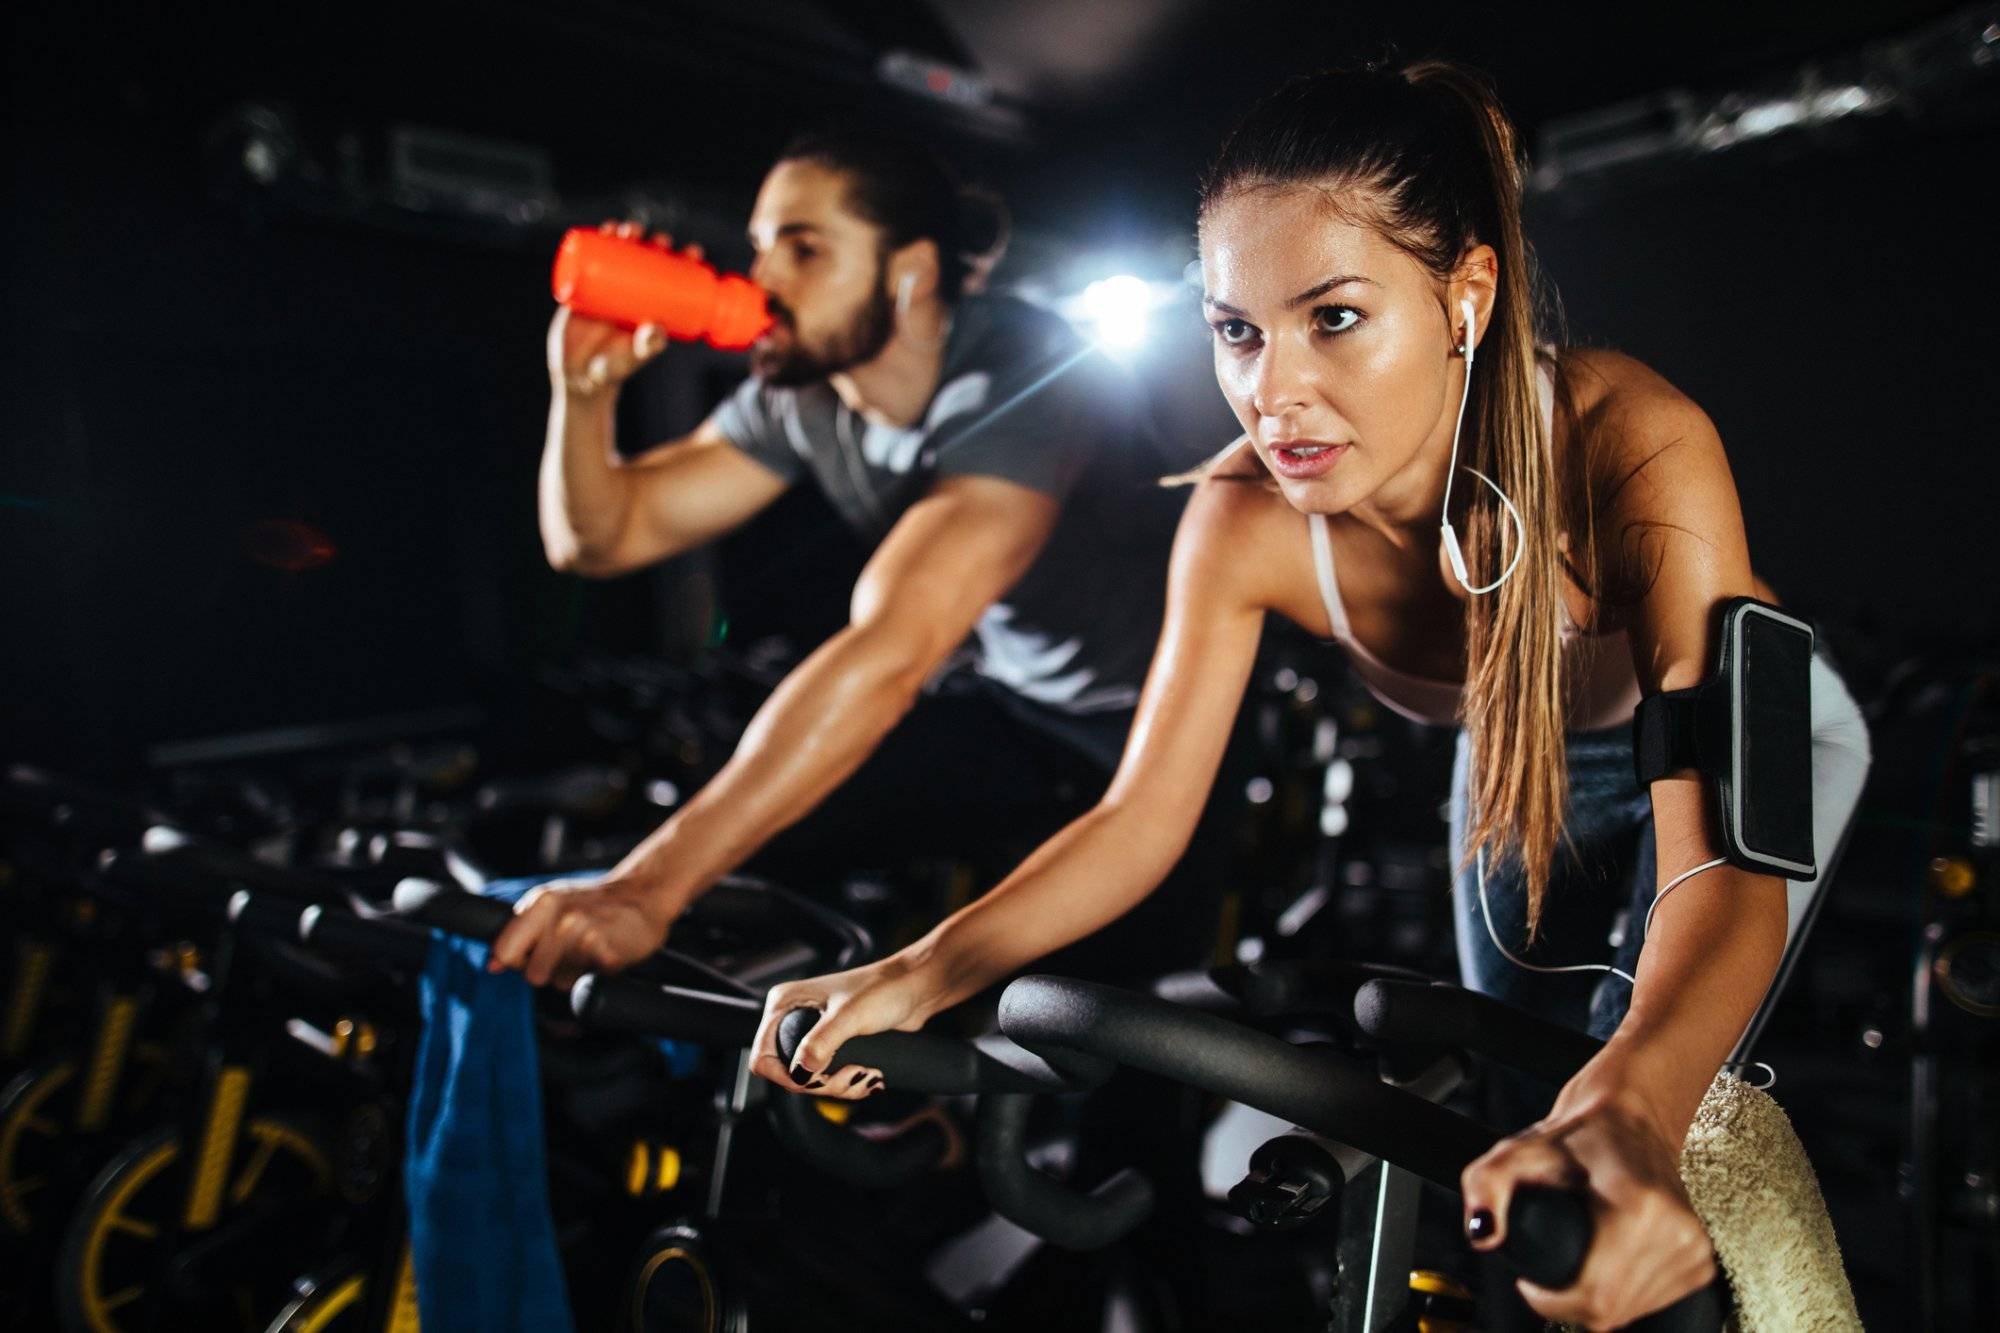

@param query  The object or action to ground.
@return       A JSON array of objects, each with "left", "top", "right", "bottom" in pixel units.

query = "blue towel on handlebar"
[{"left": 404, "top": 875, "right": 574, "bottom": 1333}]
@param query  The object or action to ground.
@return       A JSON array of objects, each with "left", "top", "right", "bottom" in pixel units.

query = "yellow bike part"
[{"left": 62, "top": 1115, "right": 331, "bottom": 1333}]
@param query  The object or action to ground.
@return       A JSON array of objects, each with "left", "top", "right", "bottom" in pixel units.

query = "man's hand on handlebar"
[
  {"left": 486, "top": 872, "right": 678, "bottom": 989},
  {"left": 749, "top": 958, "right": 936, "bottom": 1099},
  {"left": 1461, "top": 1073, "right": 1717, "bottom": 1331},
  {"left": 548, "top": 220, "right": 700, "bottom": 401}
]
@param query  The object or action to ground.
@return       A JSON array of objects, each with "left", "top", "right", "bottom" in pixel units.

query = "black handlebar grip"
[
  {"left": 976, "top": 1093, "right": 1154, "bottom": 1250},
  {"left": 778, "top": 1008, "right": 1076, "bottom": 1095},
  {"left": 570, "top": 974, "right": 762, "bottom": 1048},
  {"left": 765, "top": 1091, "right": 950, "bottom": 1190},
  {"left": 1501, "top": 1184, "right": 1593, "bottom": 1289},
  {"left": 777, "top": 1008, "right": 1012, "bottom": 1094},
  {"left": 141, "top": 825, "right": 337, "bottom": 905},
  {"left": 1500, "top": 1186, "right": 1729, "bottom": 1331},
  {"left": 225, "top": 890, "right": 309, "bottom": 941},
  {"left": 96, "top": 847, "right": 194, "bottom": 897},
  {"left": 298, "top": 904, "right": 434, "bottom": 971},
  {"left": 1630, "top": 1283, "right": 1731, "bottom": 1332},
  {"left": 392, "top": 877, "right": 517, "bottom": 943},
  {"left": 776, "top": 1007, "right": 820, "bottom": 1071},
  {"left": 1354, "top": 979, "right": 1605, "bottom": 1087}
]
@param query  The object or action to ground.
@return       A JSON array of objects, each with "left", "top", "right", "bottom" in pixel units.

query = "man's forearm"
[
  {"left": 539, "top": 389, "right": 629, "bottom": 568},
  {"left": 611, "top": 623, "right": 932, "bottom": 906}
]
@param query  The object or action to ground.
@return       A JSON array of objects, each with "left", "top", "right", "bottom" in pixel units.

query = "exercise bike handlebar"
[
  {"left": 1162, "top": 957, "right": 1435, "bottom": 1021},
  {"left": 389, "top": 875, "right": 869, "bottom": 995},
  {"left": 391, "top": 875, "right": 515, "bottom": 937},
  {"left": 1353, "top": 977, "right": 1605, "bottom": 1087},
  {"left": 297, "top": 901, "right": 436, "bottom": 970},
  {"left": 768, "top": 1007, "right": 1147, "bottom": 1236},
  {"left": 141, "top": 824, "right": 353, "bottom": 905},
  {"left": 996, "top": 974, "right": 1727, "bottom": 1330},
  {"left": 999, "top": 974, "right": 1491, "bottom": 1189},
  {"left": 772, "top": 1007, "right": 1108, "bottom": 1098},
  {"left": 685, "top": 874, "right": 873, "bottom": 976},
  {"left": 4, "top": 763, "right": 170, "bottom": 825},
  {"left": 384, "top": 879, "right": 1141, "bottom": 1234}
]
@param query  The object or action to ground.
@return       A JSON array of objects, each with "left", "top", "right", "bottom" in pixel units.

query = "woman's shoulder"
[
  {"left": 1168, "top": 440, "right": 1309, "bottom": 605},
  {"left": 1554, "top": 347, "right": 1713, "bottom": 434},
  {"left": 1186, "top": 440, "right": 1292, "bottom": 526},
  {"left": 1551, "top": 346, "right": 1724, "bottom": 488}
]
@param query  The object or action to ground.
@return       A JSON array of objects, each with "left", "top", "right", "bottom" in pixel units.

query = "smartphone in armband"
[{"left": 1633, "top": 598, "right": 1817, "bottom": 880}]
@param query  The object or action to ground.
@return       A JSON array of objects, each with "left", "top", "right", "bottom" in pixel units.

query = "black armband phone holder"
[{"left": 1633, "top": 598, "right": 1817, "bottom": 880}]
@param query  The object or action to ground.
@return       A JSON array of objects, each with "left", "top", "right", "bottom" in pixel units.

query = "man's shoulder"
[
  {"left": 721, "top": 372, "right": 839, "bottom": 433},
  {"left": 730, "top": 372, "right": 836, "bottom": 410}
]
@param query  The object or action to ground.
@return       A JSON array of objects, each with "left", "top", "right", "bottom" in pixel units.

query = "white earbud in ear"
[
  {"left": 1439, "top": 291, "right": 1523, "bottom": 595},
  {"left": 897, "top": 271, "right": 916, "bottom": 314}
]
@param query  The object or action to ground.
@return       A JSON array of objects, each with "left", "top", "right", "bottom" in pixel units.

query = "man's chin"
[{"left": 750, "top": 342, "right": 825, "bottom": 387}]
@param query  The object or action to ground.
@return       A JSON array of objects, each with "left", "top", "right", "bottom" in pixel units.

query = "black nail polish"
[
  {"left": 1465, "top": 1209, "right": 1495, "bottom": 1242},
  {"left": 808, "top": 1078, "right": 827, "bottom": 1089},
  {"left": 847, "top": 1070, "right": 867, "bottom": 1087},
  {"left": 788, "top": 1063, "right": 816, "bottom": 1086}
]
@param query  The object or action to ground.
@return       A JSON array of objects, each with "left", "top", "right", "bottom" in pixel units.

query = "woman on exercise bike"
[{"left": 749, "top": 60, "right": 1870, "bottom": 1329}]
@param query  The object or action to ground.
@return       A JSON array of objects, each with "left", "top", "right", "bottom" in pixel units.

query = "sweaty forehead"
[
  {"left": 1200, "top": 188, "right": 1399, "bottom": 306},
  {"left": 748, "top": 160, "right": 875, "bottom": 244}
]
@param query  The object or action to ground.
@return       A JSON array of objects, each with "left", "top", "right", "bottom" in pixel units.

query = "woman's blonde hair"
[{"left": 1196, "top": 60, "right": 1591, "bottom": 933}]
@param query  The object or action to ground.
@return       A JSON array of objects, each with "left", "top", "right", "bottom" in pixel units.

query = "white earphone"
[
  {"left": 1438, "top": 295, "right": 1524, "bottom": 596},
  {"left": 894, "top": 269, "right": 954, "bottom": 351}
]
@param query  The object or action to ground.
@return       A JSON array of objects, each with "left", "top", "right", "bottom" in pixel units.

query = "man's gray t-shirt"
[{"left": 710, "top": 294, "right": 1178, "bottom": 715}]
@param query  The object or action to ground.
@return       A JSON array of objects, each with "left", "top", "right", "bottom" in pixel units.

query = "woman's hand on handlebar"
[
  {"left": 1460, "top": 1072, "right": 1716, "bottom": 1331},
  {"left": 749, "top": 955, "right": 937, "bottom": 1099},
  {"left": 487, "top": 872, "right": 678, "bottom": 989}
]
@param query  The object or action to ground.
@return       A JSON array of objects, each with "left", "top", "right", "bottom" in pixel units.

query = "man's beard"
[{"left": 750, "top": 280, "right": 896, "bottom": 387}]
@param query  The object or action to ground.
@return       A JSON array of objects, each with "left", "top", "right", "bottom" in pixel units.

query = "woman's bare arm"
[
  {"left": 1463, "top": 352, "right": 1787, "bottom": 1327},
  {"left": 751, "top": 471, "right": 1287, "bottom": 1089}
]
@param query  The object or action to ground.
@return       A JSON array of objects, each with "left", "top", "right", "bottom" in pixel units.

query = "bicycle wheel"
[
  {"left": 57, "top": 1114, "right": 333, "bottom": 1332},
  {"left": 264, "top": 1246, "right": 421, "bottom": 1333},
  {"left": 1, "top": 1044, "right": 171, "bottom": 1239}
]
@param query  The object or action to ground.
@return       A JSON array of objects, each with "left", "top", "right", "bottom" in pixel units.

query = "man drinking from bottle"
[{"left": 498, "top": 131, "right": 1192, "bottom": 984}]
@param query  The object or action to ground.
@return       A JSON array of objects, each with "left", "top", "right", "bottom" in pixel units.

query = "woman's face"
[{"left": 1200, "top": 184, "right": 1462, "bottom": 522}]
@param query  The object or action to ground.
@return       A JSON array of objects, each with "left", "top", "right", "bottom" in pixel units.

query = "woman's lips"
[{"left": 1268, "top": 441, "right": 1350, "bottom": 479}]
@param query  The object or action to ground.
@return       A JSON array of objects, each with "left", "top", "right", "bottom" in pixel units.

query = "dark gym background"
[
  {"left": 9, "top": 0, "right": 1995, "bottom": 763},
  {"left": 6, "top": 1, "right": 1998, "bottom": 1325}
]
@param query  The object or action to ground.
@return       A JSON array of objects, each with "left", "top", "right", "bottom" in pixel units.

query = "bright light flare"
[{"left": 1079, "top": 274, "right": 1153, "bottom": 349}]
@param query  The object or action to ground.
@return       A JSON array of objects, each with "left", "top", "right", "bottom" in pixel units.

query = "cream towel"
[{"left": 1677, "top": 1072, "right": 1864, "bottom": 1332}]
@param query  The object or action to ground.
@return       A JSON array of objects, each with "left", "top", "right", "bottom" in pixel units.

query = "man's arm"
[
  {"left": 490, "top": 472, "right": 1060, "bottom": 984},
  {"left": 539, "top": 306, "right": 789, "bottom": 577}
]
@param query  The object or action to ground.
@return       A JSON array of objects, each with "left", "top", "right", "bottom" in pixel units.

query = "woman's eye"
[
  {"left": 1212, "top": 318, "right": 1257, "bottom": 346},
  {"left": 1313, "top": 305, "right": 1361, "bottom": 336}
]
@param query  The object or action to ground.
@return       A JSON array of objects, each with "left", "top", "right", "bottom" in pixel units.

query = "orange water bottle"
[{"left": 550, "top": 228, "right": 773, "bottom": 351}]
